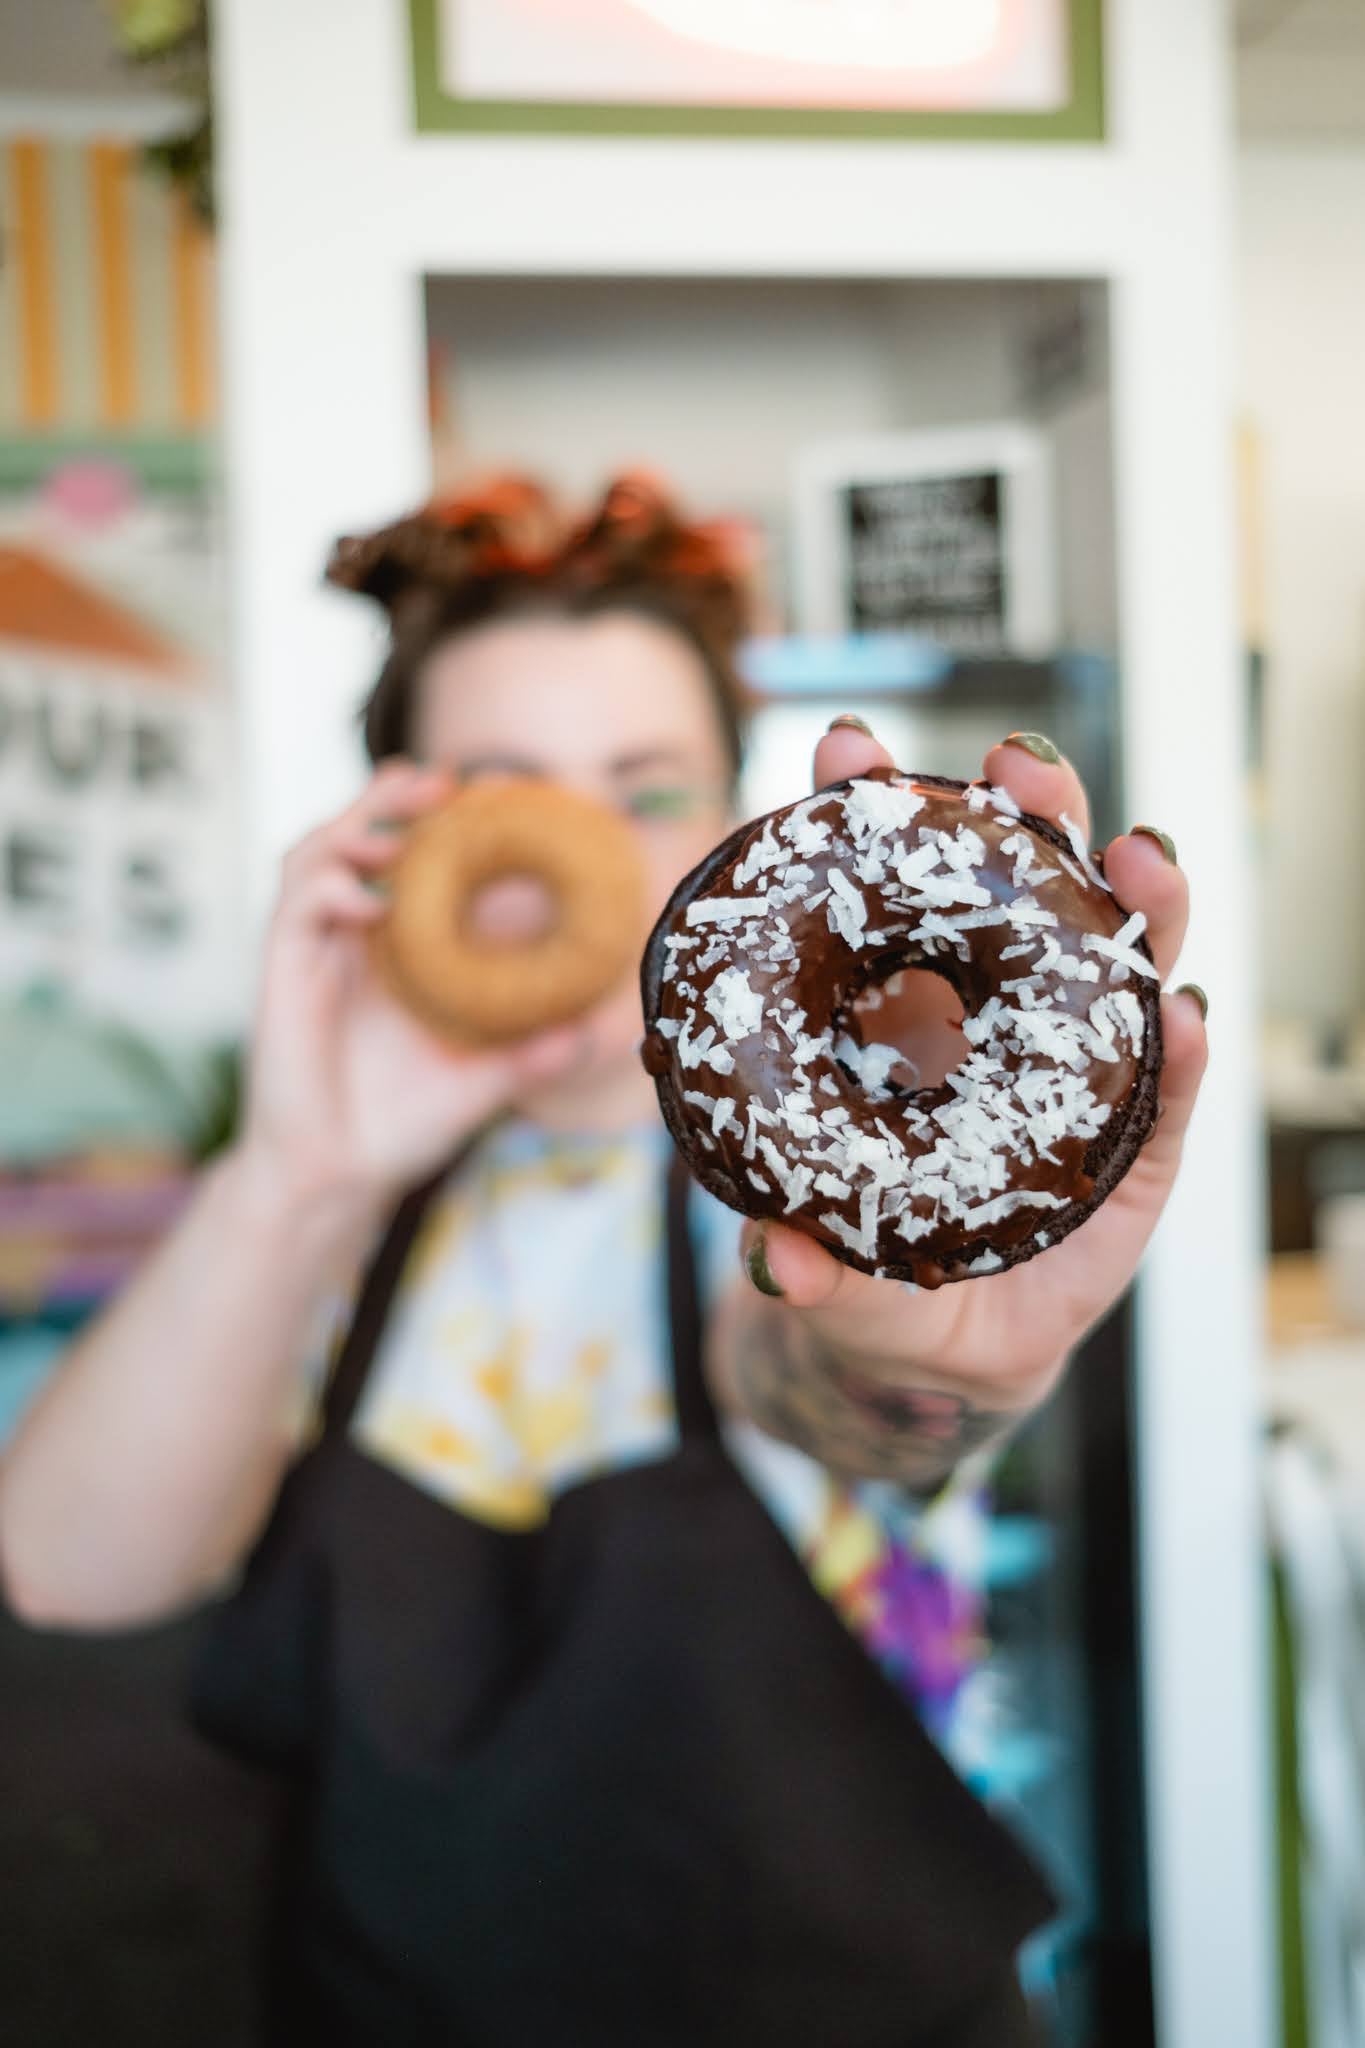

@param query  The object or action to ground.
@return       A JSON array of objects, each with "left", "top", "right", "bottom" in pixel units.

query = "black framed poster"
[{"left": 795, "top": 426, "right": 1056, "bottom": 654}]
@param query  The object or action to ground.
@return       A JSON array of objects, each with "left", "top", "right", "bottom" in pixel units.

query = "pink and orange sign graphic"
[{"left": 440, "top": 0, "right": 1070, "bottom": 113}]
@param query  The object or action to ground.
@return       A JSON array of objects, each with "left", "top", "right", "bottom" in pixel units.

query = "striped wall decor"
[{"left": 0, "top": 137, "right": 216, "bottom": 436}]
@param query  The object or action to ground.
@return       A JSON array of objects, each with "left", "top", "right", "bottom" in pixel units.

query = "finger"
[
  {"left": 342, "top": 759, "right": 452, "bottom": 834},
  {"left": 286, "top": 865, "right": 388, "bottom": 932},
  {"left": 813, "top": 716, "right": 896, "bottom": 792},
  {"left": 739, "top": 1216, "right": 964, "bottom": 1371},
  {"left": 1099, "top": 830, "right": 1190, "bottom": 985},
  {"left": 505, "top": 1022, "right": 590, "bottom": 1084},
  {"left": 741, "top": 1216, "right": 852, "bottom": 1309},
  {"left": 431, "top": 1021, "right": 588, "bottom": 1096},
  {"left": 1141, "top": 987, "right": 1209, "bottom": 1168},
  {"left": 981, "top": 734, "right": 1092, "bottom": 848},
  {"left": 282, "top": 764, "right": 451, "bottom": 890},
  {"left": 331, "top": 823, "right": 413, "bottom": 873}
]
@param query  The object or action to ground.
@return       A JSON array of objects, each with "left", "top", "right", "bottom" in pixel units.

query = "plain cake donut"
[{"left": 377, "top": 780, "right": 646, "bottom": 1046}]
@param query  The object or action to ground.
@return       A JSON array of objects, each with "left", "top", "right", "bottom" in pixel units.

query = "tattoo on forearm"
[{"left": 724, "top": 1302, "right": 1009, "bottom": 1490}]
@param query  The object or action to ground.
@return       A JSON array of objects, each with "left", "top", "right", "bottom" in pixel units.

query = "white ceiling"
[
  {"left": 0, "top": 0, "right": 195, "bottom": 139},
  {"left": 1236, "top": 0, "right": 1365, "bottom": 141},
  {"left": 0, "top": 0, "right": 140, "bottom": 99}
]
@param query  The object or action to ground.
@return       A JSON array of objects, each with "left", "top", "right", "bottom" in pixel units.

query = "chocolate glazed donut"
[{"left": 641, "top": 769, "right": 1163, "bottom": 1288}]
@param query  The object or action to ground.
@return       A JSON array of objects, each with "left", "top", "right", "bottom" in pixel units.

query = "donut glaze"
[
  {"left": 377, "top": 780, "right": 646, "bottom": 1046},
  {"left": 641, "top": 770, "right": 1163, "bottom": 1287}
]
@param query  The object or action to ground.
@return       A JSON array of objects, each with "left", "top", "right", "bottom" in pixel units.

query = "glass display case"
[{"left": 739, "top": 634, "right": 1151, "bottom": 2047}]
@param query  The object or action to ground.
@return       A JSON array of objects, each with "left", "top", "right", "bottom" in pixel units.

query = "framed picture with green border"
[{"left": 409, "top": 0, "right": 1104, "bottom": 143}]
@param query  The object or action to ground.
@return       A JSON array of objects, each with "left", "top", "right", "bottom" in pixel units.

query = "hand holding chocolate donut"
[
  {"left": 654, "top": 719, "right": 1208, "bottom": 1483},
  {"left": 642, "top": 768, "right": 1161, "bottom": 1289}
]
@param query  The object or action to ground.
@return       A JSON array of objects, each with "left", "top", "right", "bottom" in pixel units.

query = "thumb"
[
  {"left": 740, "top": 1217, "right": 859, "bottom": 1311},
  {"left": 504, "top": 1021, "right": 589, "bottom": 1086}
]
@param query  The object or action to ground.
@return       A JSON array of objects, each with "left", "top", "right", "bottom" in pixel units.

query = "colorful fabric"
[{"left": 331, "top": 1119, "right": 993, "bottom": 1768}]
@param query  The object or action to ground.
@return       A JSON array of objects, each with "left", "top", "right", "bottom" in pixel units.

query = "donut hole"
[
  {"left": 839, "top": 964, "right": 967, "bottom": 1093},
  {"left": 464, "top": 870, "right": 558, "bottom": 948}
]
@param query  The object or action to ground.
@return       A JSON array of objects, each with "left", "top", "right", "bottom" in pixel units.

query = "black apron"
[{"left": 193, "top": 1152, "right": 1053, "bottom": 2046}]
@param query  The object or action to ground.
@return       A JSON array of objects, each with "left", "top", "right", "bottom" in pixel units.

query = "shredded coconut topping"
[
  {"left": 704, "top": 965, "right": 764, "bottom": 1041},
  {"left": 651, "top": 774, "right": 1152, "bottom": 1277},
  {"left": 686, "top": 895, "right": 770, "bottom": 926}
]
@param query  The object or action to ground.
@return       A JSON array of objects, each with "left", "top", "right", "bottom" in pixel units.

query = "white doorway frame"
[{"left": 214, "top": 5, "right": 1270, "bottom": 2043}]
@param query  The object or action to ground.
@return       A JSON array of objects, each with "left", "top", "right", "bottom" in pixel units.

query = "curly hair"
[{"left": 326, "top": 471, "right": 755, "bottom": 781}]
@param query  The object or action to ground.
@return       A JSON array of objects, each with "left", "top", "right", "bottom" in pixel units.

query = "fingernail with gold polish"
[
  {"left": 827, "top": 714, "right": 873, "bottom": 737},
  {"left": 1002, "top": 731, "right": 1061, "bottom": 764},
  {"left": 745, "top": 1232, "right": 784, "bottom": 1299},
  {"left": 1132, "top": 824, "right": 1178, "bottom": 865},
  {"left": 1176, "top": 982, "right": 1209, "bottom": 1022}
]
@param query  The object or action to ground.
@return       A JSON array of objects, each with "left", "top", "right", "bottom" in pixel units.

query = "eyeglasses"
[
  {"left": 450, "top": 761, "right": 728, "bottom": 828},
  {"left": 621, "top": 784, "right": 728, "bottom": 825}
]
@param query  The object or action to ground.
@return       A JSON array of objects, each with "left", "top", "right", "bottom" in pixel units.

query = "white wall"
[
  {"left": 432, "top": 275, "right": 900, "bottom": 518},
  {"left": 1238, "top": 144, "right": 1365, "bottom": 1025},
  {"left": 882, "top": 278, "right": 1016, "bottom": 424},
  {"left": 1047, "top": 388, "right": 1117, "bottom": 651},
  {"left": 430, "top": 274, "right": 904, "bottom": 622},
  {"left": 430, "top": 273, "right": 1114, "bottom": 642},
  {"left": 433, "top": 277, "right": 1032, "bottom": 513}
]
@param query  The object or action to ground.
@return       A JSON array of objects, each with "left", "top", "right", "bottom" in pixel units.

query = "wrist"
[{"left": 215, "top": 1138, "right": 392, "bottom": 1258}]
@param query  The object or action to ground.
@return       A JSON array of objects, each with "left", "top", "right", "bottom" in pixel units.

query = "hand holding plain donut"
[{"left": 237, "top": 763, "right": 596, "bottom": 1212}]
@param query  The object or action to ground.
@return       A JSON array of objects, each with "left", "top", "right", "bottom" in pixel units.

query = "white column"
[
  {"left": 212, "top": 0, "right": 433, "bottom": 919},
  {"left": 1105, "top": 6, "right": 1273, "bottom": 2041}
]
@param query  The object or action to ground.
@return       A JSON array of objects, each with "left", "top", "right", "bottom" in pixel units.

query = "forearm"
[
  {"left": 715, "top": 1286, "right": 1046, "bottom": 1494},
  {"left": 0, "top": 1145, "right": 381, "bottom": 1630}
]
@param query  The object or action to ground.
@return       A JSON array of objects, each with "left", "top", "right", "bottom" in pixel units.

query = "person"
[{"left": 0, "top": 475, "right": 1207, "bottom": 2047}]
